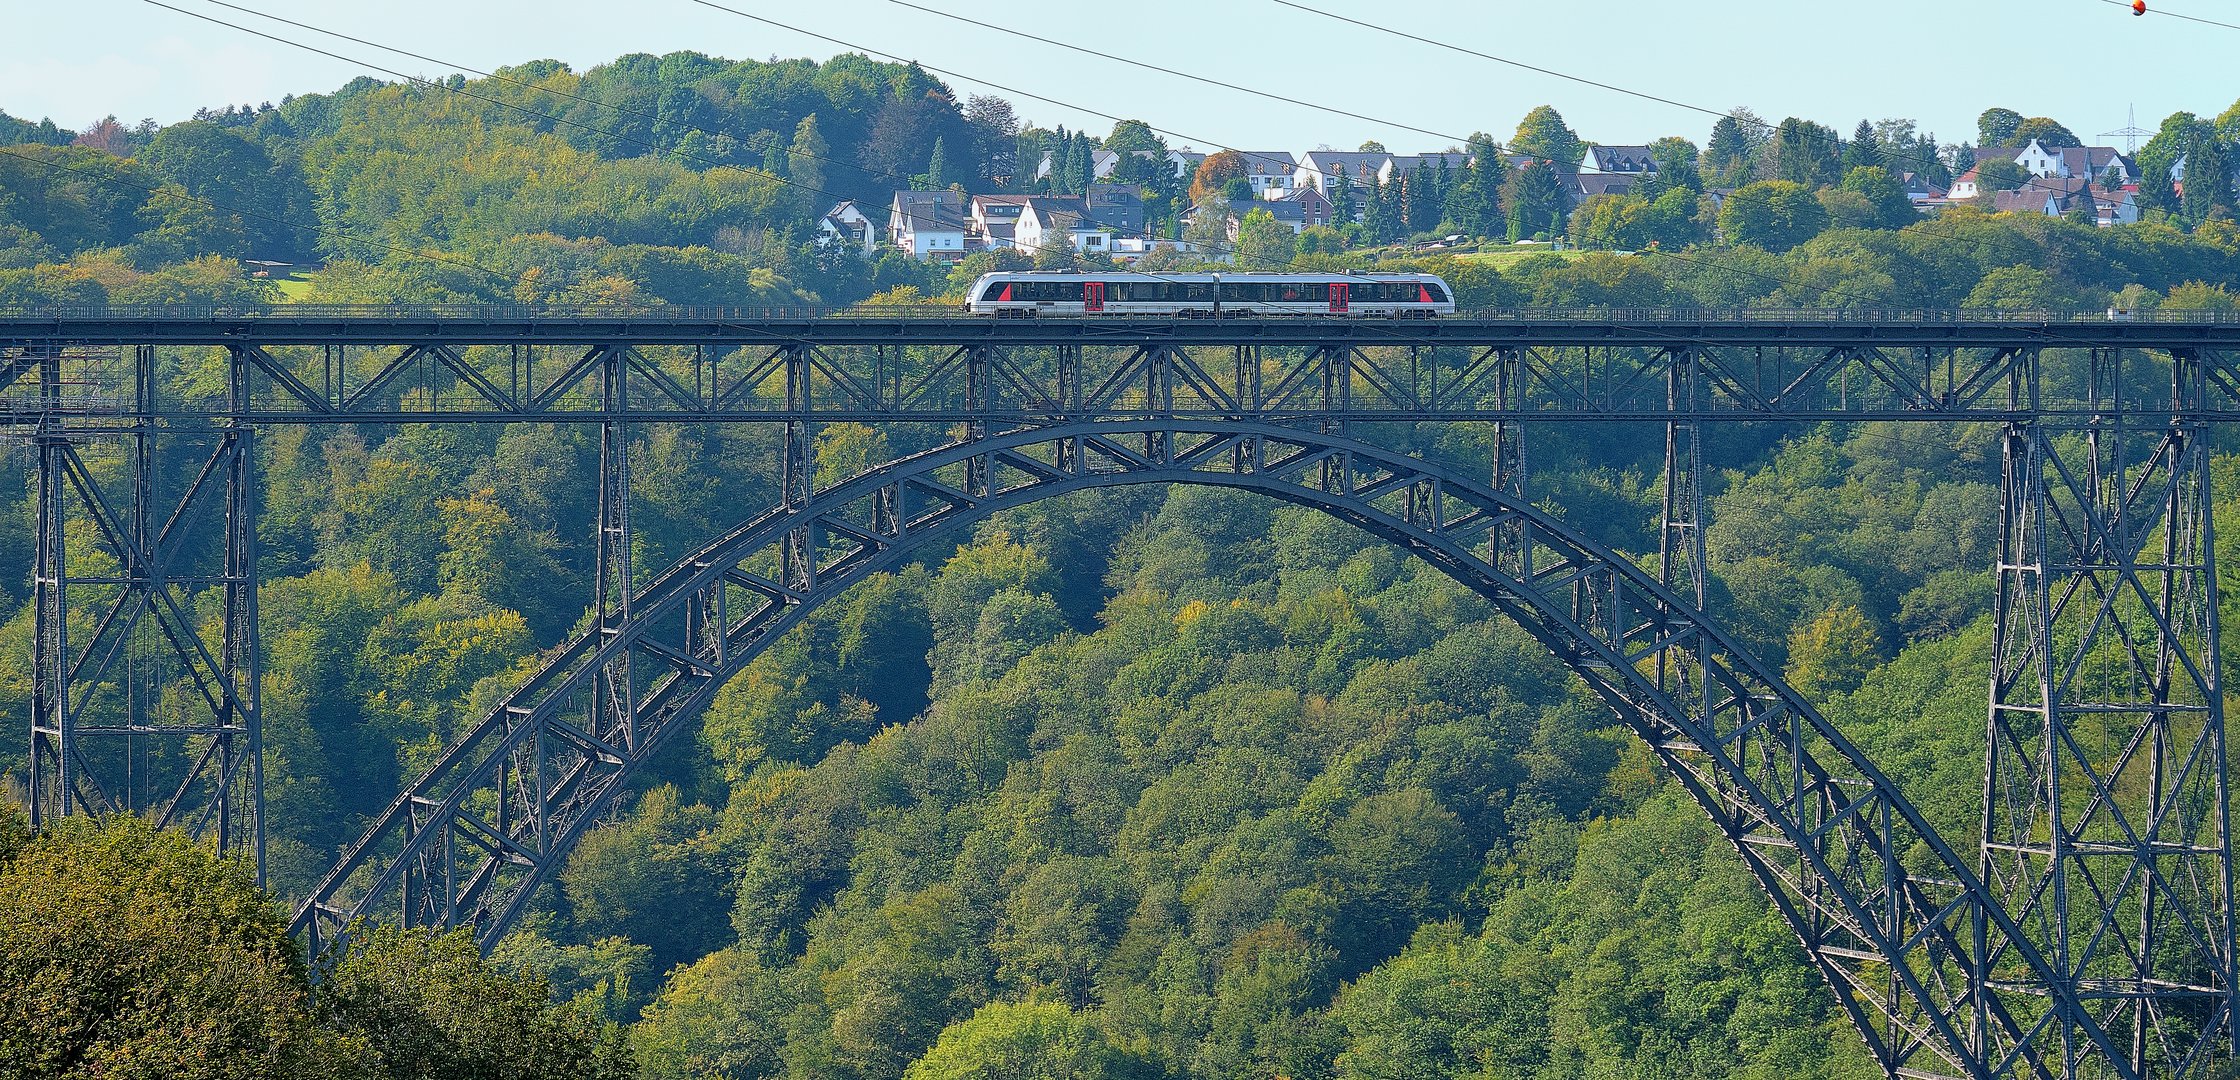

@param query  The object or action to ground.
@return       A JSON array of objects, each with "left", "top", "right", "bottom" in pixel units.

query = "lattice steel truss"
[
  {"left": 6, "top": 313, "right": 2240, "bottom": 1078},
  {"left": 25, "top": 344, "right": 261, "bottom": 871},
  {"left": 1982, "top": 348, "right": 2234, "bottom": 1077}
]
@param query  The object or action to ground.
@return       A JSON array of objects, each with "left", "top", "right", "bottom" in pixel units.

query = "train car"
[{"left": 965, "top": 271, "right": 1456, "bottom": 317}]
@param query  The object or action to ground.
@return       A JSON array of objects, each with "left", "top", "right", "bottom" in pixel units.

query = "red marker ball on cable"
[{"left": 2134, "top": 0, "right": 2146, "bottom": 14}]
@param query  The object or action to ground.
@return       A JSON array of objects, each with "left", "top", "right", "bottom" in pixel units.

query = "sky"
[{"left": 0, "top": 0, "right": 2229, "bottom": 156}]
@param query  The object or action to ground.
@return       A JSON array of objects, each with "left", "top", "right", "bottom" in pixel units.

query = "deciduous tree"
[
  {"left": 1977, "top": 107, "right": 2024, "bottom": 147},
  {"left": 1717, "top": 179, "right": 1828, "bottom": 252}
]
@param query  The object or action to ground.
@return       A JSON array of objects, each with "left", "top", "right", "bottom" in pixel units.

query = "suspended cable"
[{"left": 151, "top": 0, "right": 1368, "bottom": 278}]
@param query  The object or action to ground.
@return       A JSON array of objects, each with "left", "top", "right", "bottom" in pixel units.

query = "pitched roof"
[
  {"left": 970, "top": 193, "right": 1036, "bottom": 220},
  {"left": 2060, "top": 146, "right": 2135, "bottom": 177},
  {"left": 1251, "top": 200, "right": 1308, "bottom": 223},
  {"left": 1388, "top": 152, "right": 1471, "bottom": 174},
  {"left": 1298, "top": 150, "right": 1394, "bottom": 178},
  {"left": 1899, "top": 172, "right": 1948, "bottom": 198},
  {"left": 1574, "top": 173, "right": 1639, "bottom": 197},
  {"left": 1235, "top": 151, "right": 1298, "bottom": 176},
  {"left": 1587, "top": 145, "right": 1658, "bottom": 173},
  {"left": 1018, "top": 190, "right": 1144, "bottom": 236},
  {"left": 1020, "top": 195, "right": 1088, "bottom": 223},
  {"left": 890, "top": 190, "right": 966, "bottom": 234},
  {"left": 1989, "top": 176, "right": 2096, "bottom": 215},
  {"left": 1972, "top": 142, "right": 2135, "bottom": 176},
  {"left": 1084, "top": 184, "right": 1147, "bottom": 234}
]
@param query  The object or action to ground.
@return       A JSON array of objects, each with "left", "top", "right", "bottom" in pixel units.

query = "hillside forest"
[{"left": 4, "top": 48, "right": 2240, "bottom": 1080}]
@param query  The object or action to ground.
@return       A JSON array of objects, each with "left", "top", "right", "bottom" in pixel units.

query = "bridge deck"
[{"left": 6, "top": 312, "right": 2240, "bottom": 348}]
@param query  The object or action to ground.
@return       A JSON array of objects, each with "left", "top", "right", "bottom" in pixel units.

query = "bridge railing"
[{"left": 4, "top": 303, "right": 2240, "bottom": 323}]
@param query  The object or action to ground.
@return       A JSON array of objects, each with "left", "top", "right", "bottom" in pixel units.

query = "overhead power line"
[
  {"left": 146, "top": 0, "right": 1346, "bottom": 280},
  {"left": 681, "top": 0, "right": 1858, "bottom": 304},
  {"left": 804, "top": 3, "right": 1918, "bottom": 302},
  {"left": 2092, "top": 0, "right": 2240, "bottom": 32},
  {"left": 144, "top": 0, "right": 1005, "bottom": 249},
  {"left": 878, "top": 0, "right": 1474, "bottom": 147},
  {"left": 1270, "top": 0, "right": 2202, "bottom": 274},
  {"left": 171, "top": 0, "right": 1907, "bottom": 301},
  {"left": 680, "top": 0, "right": 1316, "bottom": 192}
]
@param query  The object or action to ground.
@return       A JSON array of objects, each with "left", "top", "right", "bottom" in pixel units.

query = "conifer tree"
[
  {"left": 925, "top": 136, "right": 951, "bottom": 191},
  {"left": 1841, "top": 119, "right": 1882, "bottom": 172},
  {"left": 787, "top": 115, "right": 827, "bottom": 196},
  {"left": 1364, "top": 176, "right": 1403, "bottom": 243},
  {"left": 1328, "top": 170, "right": 1357, "bottom": 225}
]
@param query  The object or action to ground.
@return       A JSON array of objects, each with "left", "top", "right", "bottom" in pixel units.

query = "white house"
[
  {"left": 1956, "top": 140, "right": 2138, "bottom": 198},
  {"left": 1108, "top": 236, "right": 1206, "bottom": 262},
  {"left": 1213, "top": 151, "right": 1290, "bottom": 198},
  {"left": 815, "top": 200, "right": 876, "bottom": 258},
  {"left": 1182, "top": 192, "right": 1326, "bottom": 239},
  {"left": 889, "top": 190, "right": 968, "bottom": 260},
  {"left": 968, "top": 194, "right": 1036, "bottom": 250},
  {"left": 1014, "top": 195, "right": 1121, "bottom": 256},
  {"left": 1295, "top": 150, "right": 1394, "bottom": 195},
  {"left": 2094, "top": 186, "right": 2142, "bottom": 225}
]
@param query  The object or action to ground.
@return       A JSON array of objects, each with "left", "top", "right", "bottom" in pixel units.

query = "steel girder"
[
  {"left": 7, "top": 322, "right": 2240, "bottom": 424},
  {"left": 292, "top": 419, "right": 2126, "bottom": 1079}
]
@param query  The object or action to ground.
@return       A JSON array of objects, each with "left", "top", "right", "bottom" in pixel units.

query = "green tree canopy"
[
  {"left": 2011, "top": 117, "right": 2081, "bottom": 148},
  {"left": 318, "top": 923, "right": 634, "bottom": 1080},
  {"left": 1509, "top": 106, "right": 1586, "bottom": 168},
  {"left": 1975, "top": 157, "right": 2029, "bottom": 194},
  {"left": 1977, "top": 107, "right": 2024, "bottom": 147},
  {"left": 1785, "top": 602, "right": 1882, "bottom": 699},
  {"left": 1702, "top": 108, "right": 1768, "bottom": 188},
  {"left": 0, "top": 816, "right": 326, "bottom": 1079},
  {"left": 1839, "top": 165, "right": 1918, "bottom": 229},
  {"left": 1233, "top": 207, "right": 1297, "bottom": 269},
  {"left": 903, "top": 1000, "right": 1136, "bottom": 1080},
  {"left": 1718, "top": 179, "right": 1829, "bottom": 253}
]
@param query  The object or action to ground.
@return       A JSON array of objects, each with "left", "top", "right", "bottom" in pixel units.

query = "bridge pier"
[
  {"left": 1985, "top": 346, "right": 2234, "bottom": 1077},
  {"left": 27, "top": 341, "right": 263, "bottom": 877}
]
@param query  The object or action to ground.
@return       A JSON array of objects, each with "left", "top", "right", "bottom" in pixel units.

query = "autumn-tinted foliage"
[{"left": 12, "top": 51, "right": 2240, "bottom": 1080}]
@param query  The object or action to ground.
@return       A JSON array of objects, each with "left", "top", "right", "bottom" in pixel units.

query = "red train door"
[
  {"left": 1328, "top": 282, "right": 1349, "bottom": 313},
  {"left": 1083, "top": 280, "right": 1105, "bottom": 313}
]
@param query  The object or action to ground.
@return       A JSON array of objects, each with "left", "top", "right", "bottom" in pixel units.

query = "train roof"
[{"left": 973, "top": 270, "right": 1447, "bottom": 281}]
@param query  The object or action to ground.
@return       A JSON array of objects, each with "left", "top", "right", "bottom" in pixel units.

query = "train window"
[
  {"left": 1013, "top": 280, "right": 1084, "bottom": 302},
  {"left": 1423, "top": 282, "right": 1451, "bottom": 303}
]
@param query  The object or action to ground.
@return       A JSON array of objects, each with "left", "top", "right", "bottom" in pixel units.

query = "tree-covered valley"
[{"left": 5, "top": 46, "right": 2240, "bottom": 1080}]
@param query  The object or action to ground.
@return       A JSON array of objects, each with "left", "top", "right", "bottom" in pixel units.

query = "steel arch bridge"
[{"left": 4, "top": 311, "right": 2237, "bottom": 1079}]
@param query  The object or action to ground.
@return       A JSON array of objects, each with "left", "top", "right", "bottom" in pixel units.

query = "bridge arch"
[{"left": 296, "top": 420, "right": 2111, "bottom": 1079}]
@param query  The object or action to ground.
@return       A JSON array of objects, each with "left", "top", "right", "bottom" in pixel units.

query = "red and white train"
[{"left": 965, "top": 272, "right": 1457, "bottom": 317}]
